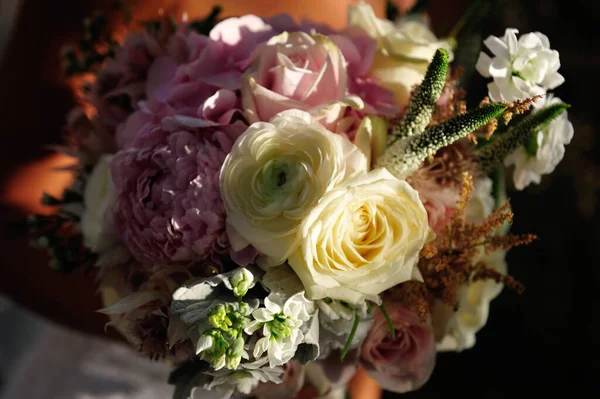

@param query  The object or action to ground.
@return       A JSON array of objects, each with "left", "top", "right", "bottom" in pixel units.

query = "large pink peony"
[
  {"left": 360, "top": 301, "right": 436, "bottom": 393},
  {"left": 92, "top": 21, "right": 190, "bottom": 130},
  {"left": 110, "top": 122, "right": 249, "bottom": 266}
]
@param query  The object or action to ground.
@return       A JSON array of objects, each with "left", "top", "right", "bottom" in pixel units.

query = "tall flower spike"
[
  {"left": 378, "top": 102, "right": 507, "bottom": 179},
  {"left": 476, "top": 102, "right": 570, "bottom": 173},
  {"left": 388, "top": 48, "right": 450, "bottom": 144}
]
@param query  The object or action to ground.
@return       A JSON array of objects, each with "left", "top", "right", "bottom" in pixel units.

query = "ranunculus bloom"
[
  {"left": 288, "top": 168, "right": 431, "bottom": 304},
  {"left": 348, "top": 3, "right": 453, "bottom": 107},
  {"left": 360, "top": 302, "right": 436, "bottom": 393},
  {"left": 242, "top": 32, "right": 348, "bottom": 123},
  {"left": 220, "top": 110, "right": 367, "bottom": 267},
  {"left": 111, "top": 122, "right": 246, "bottom": 266}
]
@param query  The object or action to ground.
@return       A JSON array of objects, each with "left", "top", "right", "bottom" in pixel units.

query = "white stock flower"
[
  {"left": 348, "top": 2, "right": 453, "bottom": 107},
  {"left": 288, "top": 168, "right": 431, "bottom": 305},
  {"left": 245, "top": 292, "right": 314, "bottom": 367},
  {"left": 436, "top": 249, "right": 507, "bottom": 352},
  {"left": 206, "top": 358, "right": 284, "bottom": 399},
  {"left": 220, "top": 110, "right": 368, "bottom": 266},
  {"left": 81, "top": 155, "right": 118, "bottom": 253},
  {"left": 230, "top": 268, "right": 255, "bottom": 298},
  {"left": 316, "top": 299, "right": 374, "bottom": 358},
  {"left": 504, "top": 95, "right": 574, "bottom": 190},
  {"left": 476, "top": 28, "right": 564, "bottom": 102}
]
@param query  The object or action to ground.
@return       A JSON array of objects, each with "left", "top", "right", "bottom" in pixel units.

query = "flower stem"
[
  {"left": 379, "top": 304, "right": 396, "bottom": 339},
  {"left": 340, "top": 312, "right": 360, "bottom": 361}
]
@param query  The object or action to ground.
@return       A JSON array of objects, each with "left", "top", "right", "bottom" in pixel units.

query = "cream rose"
[
  {"left": 348, "top": 3, "right": 453, "bottom": 107},
  {"left": 288, "top": 168, "right": 431, "bottom": 304},
  {"left": 220, "top": 110, "right": 368, "bottom": 266},
  {"left": 81, "top": 155, "right": 118, "bottom": 253}
]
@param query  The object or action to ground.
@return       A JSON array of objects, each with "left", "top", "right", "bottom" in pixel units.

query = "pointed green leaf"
[
  {"left": 476, "top": 102, "right": 570, "bottom": 173},
  {"left": 388, "top": 48, "right": 450, "bottom": 144},
  {"left": 378, "top": 102, "right": 506, "bottom": 179}
]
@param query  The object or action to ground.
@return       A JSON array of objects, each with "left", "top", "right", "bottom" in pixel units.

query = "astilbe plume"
[{"left": 417, "top": 173, "right": 536, "bottom": 308}]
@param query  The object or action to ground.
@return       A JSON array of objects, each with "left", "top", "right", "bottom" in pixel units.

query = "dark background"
[{"left": 0, "top": 0, "right": 598, "bottom": 398}]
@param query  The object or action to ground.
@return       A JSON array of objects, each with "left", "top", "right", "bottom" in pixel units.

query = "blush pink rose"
[
  {"left": 414, "top": 181, "right": 459, "bottom": 234},
  {"left": 242, "top": 31, "right": 348, "bottom": 123},
  {"left": 360, "top": 302, "right": 436, "bottom": 393}
]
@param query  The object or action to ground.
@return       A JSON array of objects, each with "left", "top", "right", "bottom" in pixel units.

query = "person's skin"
[{"left": 0, "top": 0, "right": 468, "bottom": 397}]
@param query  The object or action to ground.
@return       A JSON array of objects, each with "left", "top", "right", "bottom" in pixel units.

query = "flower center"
[{"left": 267, "top": 313, "right": 293, "bottom": 340}]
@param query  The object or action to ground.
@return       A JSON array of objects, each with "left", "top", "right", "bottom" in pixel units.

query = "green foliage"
[
  {"left": 389, "top": 48, "right": 450, "bottom": 144},
  {"left": 476, "top": 102, "right": 570, "bottom": 172},
  {"left": 379, "top": 102, "right": 507, "bottom": 179}
]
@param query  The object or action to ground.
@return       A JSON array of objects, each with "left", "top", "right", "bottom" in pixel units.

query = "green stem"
[
  {"left": 379, "top": 304, "right": 396, "bottom": 339},
  {"left": 340, "top": 312, "right": 360, "bottom": 361}
]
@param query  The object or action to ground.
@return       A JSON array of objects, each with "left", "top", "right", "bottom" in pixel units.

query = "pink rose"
[
  {"left": 242, "top": 32, "right": 348, "bottom": 123},
  {"left": 413, "top": 180, "right": 459, "bottom": 234},
  {"left": 360, "top": 302, "right": 436, "bottom": 393}
]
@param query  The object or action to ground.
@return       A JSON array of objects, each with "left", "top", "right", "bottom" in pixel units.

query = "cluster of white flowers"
[{"left": 476, "top": 29, "right": 573, "bottom": 190}]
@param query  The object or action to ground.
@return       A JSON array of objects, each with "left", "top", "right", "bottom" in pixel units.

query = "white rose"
[
  {"left": 504, "top": 95, "right": 574, "bottom": 190},
  {"left": 288, "top": 168, "right": 431, "bottom": 304},
  {"left": 348, "top": 2, "right": 453, "bottom": 107},
  {"left": 220, "top": 110, "right": 368, "bottom": 266},
  {"left": 81, "top": 155, "right": 118, "bottom": 253}
]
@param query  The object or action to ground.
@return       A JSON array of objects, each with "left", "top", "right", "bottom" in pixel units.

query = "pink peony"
[
  {"left": 92, "top": 21, "right": 190, "bottom": 130},
  {"left": 110, "top": 122, "right": 249, "bottom": 266},
  {"left": 360, "top": 302, "right": 436, "bottom": 393}
]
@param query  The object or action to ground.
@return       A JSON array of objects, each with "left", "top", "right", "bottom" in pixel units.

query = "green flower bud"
[
  {"left": 209, "top": 305, "right": 233, "bottom": 331},
  {"left": 230, "top": 268, "right": 254, "bottom": 297}
]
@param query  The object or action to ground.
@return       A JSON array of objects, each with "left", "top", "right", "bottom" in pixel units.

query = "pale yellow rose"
[
  {"left": 220, "top": 110, "right": 368, "bottom": 267},
  {"left": 288, "top": 168, "right": 431, "bottom": 304},
  {"left": 348, "top": 2, "right": 453, "bottom": 107}
]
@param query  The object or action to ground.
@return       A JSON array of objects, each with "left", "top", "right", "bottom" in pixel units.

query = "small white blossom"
[
  {"left": 476, "top": 28, "right": 564, "bottom": 102},
  {"left": 504, "top": 96, "right": 574, "bottom": 190},
  {"left": 206, "top": 358, "right": 283, "bottom": 399},
  {"left": 230, "top": 268, "right": 255, "bottom": 297},
  {"left": 245, "top": 292, "right": 314, "bottom": 367}
]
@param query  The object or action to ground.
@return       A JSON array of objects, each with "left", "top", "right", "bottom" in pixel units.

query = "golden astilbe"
[{"left": 418, "top": 173, "right": 536, "bottom": 307}]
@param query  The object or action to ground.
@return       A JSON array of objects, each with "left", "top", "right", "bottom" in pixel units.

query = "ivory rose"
[
  {"left": 242, "top": 32, "right": 348, "bottom": 123},
  {"left": 219, "top": 110, "right": 367, "bottom": 266},
  {"left": 360, "top": 302, "right": 436, "bottom": 393},
  {"left": 348, "top": 2, "right": 453, "bottom": 107},
  {"left": 288, "top": 168, "right": 431, "bottom": 304}
]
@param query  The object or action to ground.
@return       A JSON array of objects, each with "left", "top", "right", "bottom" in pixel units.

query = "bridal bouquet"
[{"left": 29, "top": 1, "right": 572, "bottom": 398}]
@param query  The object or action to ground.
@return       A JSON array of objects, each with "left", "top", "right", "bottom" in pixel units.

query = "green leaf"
[
  {"left": 476, "top": 102, "right": 570, "bottom": 173},
  {"left": 379, "top": 102, "right": 507, "bottom": 179},
  {"left": 388, "top": 48, "right": 450, "bottom": 144},
  {"left": 188, "top": 6, "right": 223, "bottom": 35},
  {"left": 169, "top": 359, "right": 209, "bottom": 399}
]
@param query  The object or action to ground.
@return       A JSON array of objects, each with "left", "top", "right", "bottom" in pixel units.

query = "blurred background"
[{"left": 0, "top": 0, "right": 598, "bottom": 398}]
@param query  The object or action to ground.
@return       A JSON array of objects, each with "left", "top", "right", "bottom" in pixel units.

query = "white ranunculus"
[
  {"left": 348, "top": 2, "right": 453, "bottom": 107},
  {"left": 220, "top": 110, "right": 368, "bottom": 266},
  {"left": 504, "top": 95, "right": 574, "bottom": 190},
  {"left": 288, "top": 168, "right": 431, "bottom": 304},
  {"left": 81, "top": 155, "right": 118, "bottom": 253},
  {"left": 436, "top": 249, "right": 507, "bottom": 352},
  {"left": 476, "top": 28, "right": 564, "bottom": 102}
]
